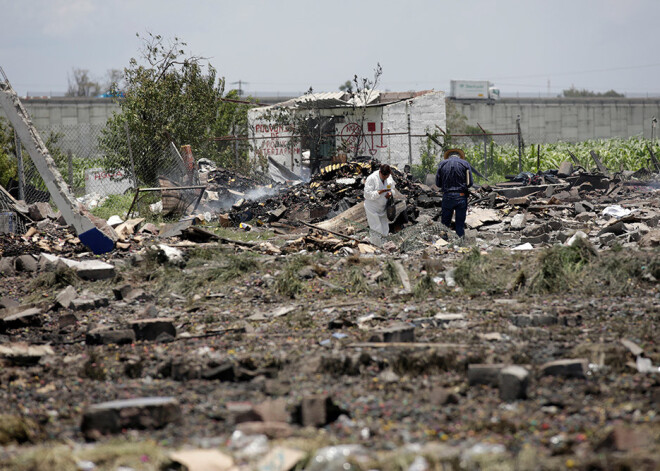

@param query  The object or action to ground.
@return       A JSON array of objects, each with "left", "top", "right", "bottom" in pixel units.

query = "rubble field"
[{"left": 0, "top": 161, "right": 659, "bottom": 470}]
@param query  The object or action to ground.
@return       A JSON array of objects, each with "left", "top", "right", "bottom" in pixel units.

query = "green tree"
[
  {"left": 338, "top": 80, "right": 353, "bottom": 94},
  {"left": 99, "top": 33, "right": 227, "bottom": 185},
  {"left": 0, "top": 118, "right": 17, "bottom": 186},
  {"left": 66, "top": 68, "right": 102, "bottom": 97},
  {"left": 211, "top": 89, "right": 254, "bottom": 173},
  {"left": 563, "top": 86, "right": 624, "bottom": 98}
]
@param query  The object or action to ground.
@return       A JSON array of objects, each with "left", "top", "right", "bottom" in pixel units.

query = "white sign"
[{"left": 85, "top": 168, "right": 132, "bottom": 196}]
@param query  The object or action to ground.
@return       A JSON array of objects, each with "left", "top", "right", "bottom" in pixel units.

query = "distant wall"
[
  {"left": 453, "top": 98, "right": 660, "bottom": 143},
  {"left": 0, "top": 97, "right": 119, "bottom": 158}
]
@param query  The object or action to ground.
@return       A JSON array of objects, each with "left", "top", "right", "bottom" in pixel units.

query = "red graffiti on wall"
[{"left": 339, "top": 122, "right": 387, "bottom": 156}]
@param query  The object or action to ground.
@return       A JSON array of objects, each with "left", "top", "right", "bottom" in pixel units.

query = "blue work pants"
[{"left": 441, "top": 193, "right": 468, "bottom": 237}]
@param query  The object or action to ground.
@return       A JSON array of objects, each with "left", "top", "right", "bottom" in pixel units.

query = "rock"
[
  {"left": 14, "top": 255, "right": 38, "bottom": 273},
  {"left": 639, "top": 229, "right": 660, "bottom": 247},
  {"left": 155, "top": 244, "right": 185, "bottom": 267},
  {"left": 130, "top": 318, "right": 176, "bottom": 341},
  {"left": 0, "top": 257, "right": 16, "bottom": 276},
  {"left": 510, "top": 213, "right": 526, "bottom": 230},
  {"left": 85, "top": 327, "right": 136, "bottom": 346},
  {"left": 81, "top": 397, "right": 181, "bottom": 440},
  {"left": 369, "top": 323, "right": 415, "bottom": 343},
  {"left": 557, "top": 161, "right": 574, "bottom": 177},
  {"left": 296, "top": 394, "right": 344, "bottom": 427},
  {"left": 468, "top": 364, "right": 506, "bottom": 386},
  {"left": 28, "top": 202, "right": 55, "bottom": 221},
  {"left": 1, "top": 307, "right": 43, "bottom": 330},
  {"left": 73, "top": 260, "right": 116, "bottom": 281},
  {"left": 55, "top": 285, "right": 77, "bottom": 310},
  {"left": 498, "top": 365, "right": 529, "bottom": 401},
  {"left": 566, "top": 231, "right": 588, "bottom": 246},
  {"left": 59, "top": 312, "right": 80, "bottom": 329},
  {"left": 521, "top": 234, "right": 550, "bottom": 245},
  {"left": 522, "top": 224, "right": 548, "bottom": 237},
  {"left": 574, "top": 202, "right": 586, "bottom": 214},
  {"left": 540, "top": 359, "right": 588, "bottom": 379}
]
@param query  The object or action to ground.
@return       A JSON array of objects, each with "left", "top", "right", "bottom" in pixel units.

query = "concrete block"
[
  {"left": 74, "top": 260, "right": 116, "bottom": 280},
  {"left": 369, "top": 323, "right": 415, "bottom": 343},
  {"left": 498, "top": 365, "right": 529, "bottom": 401},
  {"left": 297, "top": 394, "right": 343, "bottom": 427},
  {"left": 1, "top": 307, "right": 43, "bottom": 330},
  {"left": 541, "top": 358, "right": 588, "bottom": 378},
  {"left": 81, "top": 397, "right": 181, "bottom": 440},
  {"left": 468, "top": 364, "right": 506, "bottom": 386},
  {"left": 28, "top": 202, "right": 55, "bottom": 221},
  {"left": 86, "top": 327, "right": 136, "bottom": 345},
  {"left": 130, "top": 318, "right": 176, "bottom": 341}
]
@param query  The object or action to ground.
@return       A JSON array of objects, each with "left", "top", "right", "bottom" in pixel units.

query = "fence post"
[
  {"left": 67, "top": 150, "right": 73, "bottom": 188},
  {"left": 124, "top": 123, "right": 138, "bottom": 189},
  {"left": 406, "top": 102, "right": 413, "bottom": 166},
  {"left": 232, "top": 123, "right": 239, "bottom": 168},
  {"left": 516, "top": 115, "right": 523, "bottom": 173},
  {"left": 483, "top": 134, "right": 488, "bottom": 179},
  {"left": 13, "top": 130, "right": 25, "bottom": 201}
]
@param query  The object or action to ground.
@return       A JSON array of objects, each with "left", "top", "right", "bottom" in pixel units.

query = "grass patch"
[
  {"left": 274, "top": 255, "right": 309, "bottom": 298},
  {"left": 0, "top": 415, "right": 42, "bottom": 445},
  {"left": 379, "top": 260, "right": 401, "bottom": 287},
  {"left": 529, "top": 238, "right": 596, "bottom": 294},
  {"left": 5, "top": 439, "right": 169, "bottom": 471},
  {"left": 90, "top": 193, "right": 136, "bottom": 221},
  {"left": 413, "top": 274, "right": 437, "bottom": 299},
  {"left": 347, "top": 265, "right": 368, "bottom": 294},
  {"left": 454, "top": 248, "right": 522, "bottom": 294},
  {"left": 29, "top": 265, "right": 80, "bottom": 292}
]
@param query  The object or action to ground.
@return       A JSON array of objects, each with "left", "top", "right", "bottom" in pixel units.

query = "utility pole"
[{"left": 231, "top": 80, "right": 249, "bottom": 97}]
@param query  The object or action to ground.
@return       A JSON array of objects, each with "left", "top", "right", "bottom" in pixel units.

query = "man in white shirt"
[{"left": 363, "top": 164, "right": 395, "bottom": 245}]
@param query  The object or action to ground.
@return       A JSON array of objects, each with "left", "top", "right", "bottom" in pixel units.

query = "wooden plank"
[{"left": 568, "top": 151, "right": 581, "bottom": 166}]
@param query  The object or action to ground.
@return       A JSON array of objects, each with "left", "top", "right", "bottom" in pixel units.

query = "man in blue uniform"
[{"left": 435, "top": 148, "right": 473, "bottom": 238}]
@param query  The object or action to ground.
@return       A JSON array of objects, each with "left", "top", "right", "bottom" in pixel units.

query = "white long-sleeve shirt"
[{"left": 363, "top": 170, "right": 395, "bottom": 217}]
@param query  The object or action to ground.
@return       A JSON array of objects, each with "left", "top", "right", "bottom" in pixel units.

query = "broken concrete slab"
[
  {"left": 28, "top": 202, "right": 56, "bottom": 221},
  {"left": 510, "top": 213, "right": 527, "bottom": 230},
  {"left": 498, "top": 365, "right": 529, "bottom": 402},
  {"left": 1, "top": 307, "right": 43, "bottom": 330},
  {"left": 85, "top": 327, "right": 136, "bottom": 346},
  {"left": 296, "top": 394, "right": 344, "bottom": 427},
  {"left": 54, "top": 285, "right": 77, "bottom": 310},
  {"left": 468, "top": 364, "right": 506, "bottom": 386},
  {"left": 129, "top": 318, "right": 176, "bottom": 341},
  {"left": 0, "top": 343, "right": 54, "bottom": 366},
  {"left": 73, "top": 260, "right": 116, "bottom": 281},
  {"left": 540, "top": 359, "right": 588, "bottom": 379},
  {"left": 465, "top": 208, "right": 500, "bottom": 229},
  {"left": 81, "top": 396, "right": 181, "bottom": 440}
]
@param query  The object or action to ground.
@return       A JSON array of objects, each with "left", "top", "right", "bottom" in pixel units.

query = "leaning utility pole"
[{"left": 0, "top": 68, "right": 114, "bottom": 254}]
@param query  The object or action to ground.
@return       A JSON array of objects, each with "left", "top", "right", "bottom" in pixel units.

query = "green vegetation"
[
  {"left": 0, "top": 117, "right": 17, "bottom": 187},
  {"left": 563, "top": 86, "right": 624, "bottom": 98},
  {"left": 99, "top": 33, "right": 253, "bottom": 186},
  {"left": 461, "top": 136, "right": 659, "bottom": 183},
  {"left": 275, "top": 255, "right": 309, "bottom": 298},
  {"left": 529, "top": 238, "right": 597, "bottom": 293},
  {"left": 453, "top": 242, "right": 658, "bottom": 296}
]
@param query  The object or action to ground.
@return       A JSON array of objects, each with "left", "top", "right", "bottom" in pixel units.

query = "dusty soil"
[{"left": 0, "top": 230, "right": 659, "bottom": 470}]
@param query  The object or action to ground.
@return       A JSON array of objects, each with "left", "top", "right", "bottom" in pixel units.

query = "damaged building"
[{"left": 248, "top": 90, "right": 446, "bottom": 175}]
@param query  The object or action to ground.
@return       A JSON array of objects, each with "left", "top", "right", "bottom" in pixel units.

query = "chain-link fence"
[{"left": 10, "top": 123, "right": 189, "bottom": 205}]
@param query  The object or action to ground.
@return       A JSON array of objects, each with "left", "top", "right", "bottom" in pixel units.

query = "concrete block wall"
[
  {"left": 0, "top": 97, "right": 119, "bottom": 159},
  {"left": 453, "top": 98, "right": 660, "bottom": 143}
]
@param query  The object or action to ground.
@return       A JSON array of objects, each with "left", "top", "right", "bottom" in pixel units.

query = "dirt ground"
[{"left": 0, "top": 222, "right": 659, "bottom": 470}]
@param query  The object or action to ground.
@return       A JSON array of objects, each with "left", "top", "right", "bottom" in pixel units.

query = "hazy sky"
[{"left": 2, "top": 0, "right": 659, "bottom": 97}]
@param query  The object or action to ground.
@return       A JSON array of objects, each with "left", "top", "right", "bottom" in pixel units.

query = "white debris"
[
  {"left": 512, "top": 242, "right": 534, "bottom": 251},
  {"left": 565, "top": 230, "right": 588, "bottom": 246},
  {"left": 602, "top": 205, "right": 632, "bottom": 218}
]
